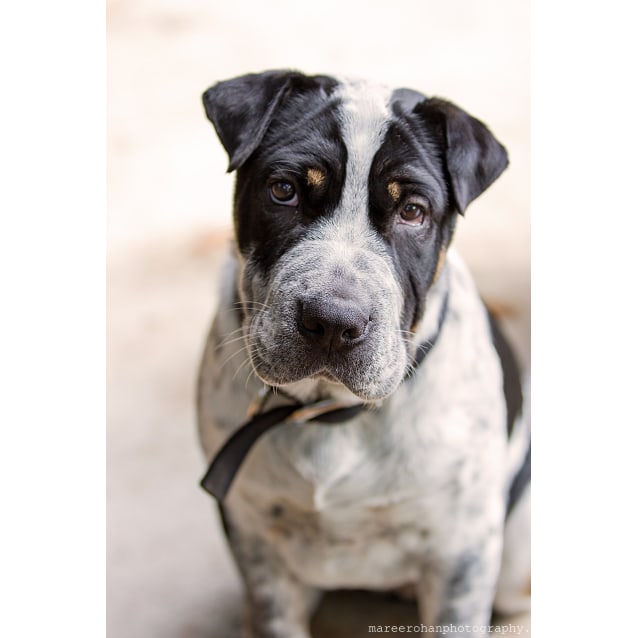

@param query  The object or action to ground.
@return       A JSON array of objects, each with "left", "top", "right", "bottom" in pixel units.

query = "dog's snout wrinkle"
[{"left": 298, "top": 296, "right": 370, "bottom": 354}]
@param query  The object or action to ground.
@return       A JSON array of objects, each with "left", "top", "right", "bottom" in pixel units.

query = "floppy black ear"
[
  {"left": 202, "top": 70, "right": 298, "bottom": 172},
  {"left": 415, "top": 98, "right": 509, "bottom": 214}
]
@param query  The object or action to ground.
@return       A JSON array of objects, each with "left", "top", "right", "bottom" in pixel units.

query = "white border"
[
  {"left": 2, "top": 0, "right": 637, "bottom": 635},
  {"left": 532, "top": 1, "right": 638, "bottom": 634},
  {"left": 0, "top": 1, "right": 105, "bottom": 636}
]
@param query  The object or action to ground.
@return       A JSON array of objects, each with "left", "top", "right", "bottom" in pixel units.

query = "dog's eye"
[
  {"left": 269, "top": 181, "right": 298, "bottom": 207},
  {"left": 399, "top": 202, "right": 427, "bottom": 225}
]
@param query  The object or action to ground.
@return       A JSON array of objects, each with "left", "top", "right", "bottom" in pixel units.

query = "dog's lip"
[
  {"left": 250, "top": 341, "right": 403, "bottom": 401},
  {"left": 257, "top": 366, "right": 397, "bottom": 403},
  {"left": 313, "top": 370, "right": 339, "bottom": 383}
]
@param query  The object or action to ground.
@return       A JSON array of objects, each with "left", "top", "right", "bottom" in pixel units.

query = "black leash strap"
[
  {"left": 200, "top": 401, "right": 368, "bottom": 500},
  {"left": 200, "top": 404, "right": 301, "bottom": 501}
]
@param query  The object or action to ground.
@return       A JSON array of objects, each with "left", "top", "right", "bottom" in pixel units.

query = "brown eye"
[
  {"left": 399, "top": 202, "right": 427, "bottom": 225},
  {"left": 269, "top": 181, "right": 298, "bottom": 206}
]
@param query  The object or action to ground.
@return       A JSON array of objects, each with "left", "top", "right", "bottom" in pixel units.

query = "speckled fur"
[{"left": 197, "top": 73, "right": 530, "bottom": 637}]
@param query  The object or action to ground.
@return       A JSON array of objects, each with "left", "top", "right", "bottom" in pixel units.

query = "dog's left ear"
[
  {"left": 414, "top": 98, "right": 509, "bottom": 214},
  {"left": 202, "top": 70, "right": 298, "bottom": 172}
]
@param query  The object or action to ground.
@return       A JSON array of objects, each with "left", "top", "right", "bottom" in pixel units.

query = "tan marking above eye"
[
  {"left": 387, "top": 181, "right": 401, "bottom": 201},
  {"left": 306, "top": 168, "right": 326, "bottom": 187}
]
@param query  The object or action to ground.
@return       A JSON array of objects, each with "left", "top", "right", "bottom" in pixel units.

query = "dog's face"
[{"left": 203, "top": 71, "right": 508, "bottom": 401}]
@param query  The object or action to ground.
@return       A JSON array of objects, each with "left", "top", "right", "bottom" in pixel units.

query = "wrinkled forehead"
[
  {"left": 327, "top": 79, "right": 394, "bottom": 233},
  {"left": 255, "top": 78, "right": 394, "bottom": 170}
]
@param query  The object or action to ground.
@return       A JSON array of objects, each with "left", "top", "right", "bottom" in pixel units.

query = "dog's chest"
[
  {"left": 229, "top": 376, "right": 506, "bottom": 589},
  {"left": 233, "top": 448, "right": 441, "bottom": 589},
  {"left": 253, "top": 491, "right": 435, "bottom": 589}
]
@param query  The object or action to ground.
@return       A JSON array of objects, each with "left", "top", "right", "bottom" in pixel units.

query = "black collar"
[{"left": 201, "top": 288, "right": 450, "bottom": 501}]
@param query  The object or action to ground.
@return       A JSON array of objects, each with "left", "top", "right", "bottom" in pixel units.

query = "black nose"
[{"left": 299, "top": 296, "right": 370, "bottom": 353}]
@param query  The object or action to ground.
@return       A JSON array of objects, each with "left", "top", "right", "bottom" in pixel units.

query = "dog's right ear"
[
  {"left": 414, "top": 98, "right": 509, "bottom": 215},
  {"left": 202, "top": 71, "right": 298, "bottom": 172}
]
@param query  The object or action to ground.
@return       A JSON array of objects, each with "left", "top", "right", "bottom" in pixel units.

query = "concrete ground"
[{"left": 107, "top": 1, "right": 529, "bottom": 636}]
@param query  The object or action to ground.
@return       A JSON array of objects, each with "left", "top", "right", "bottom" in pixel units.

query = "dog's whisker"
[
  {"left": 215, "top": 333, "right": 247, "bottom": 350},
  {"left": 218, "top": 340, "right": 257, "bottom": 372},
  {"left": 213, "top": 331, "right": 247, "bottom": 353},
  {"left": 232, "top": 357, "right": 253, "bottom": 383},
  {"left": 241, "top": 356, "right": 264, "bottom": 390},
  {"left": 232, "top": 300, "right": 271, "bottom": 312}
]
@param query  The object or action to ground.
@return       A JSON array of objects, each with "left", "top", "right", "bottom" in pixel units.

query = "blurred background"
[{"left": 107, "top": 1, "right": 529, "bottom": 636}]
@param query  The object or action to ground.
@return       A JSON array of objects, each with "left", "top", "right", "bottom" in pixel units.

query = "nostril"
[
  {"left": 300, "top": 313, "right": 326, "bottom": 337},
  {"left": 342, "top": 321, "right": 367, "bottom": 341}
]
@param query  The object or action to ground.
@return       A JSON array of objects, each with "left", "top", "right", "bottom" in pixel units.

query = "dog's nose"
[{"left": 298, "top": 296, "right": 370, "bottom": 353}]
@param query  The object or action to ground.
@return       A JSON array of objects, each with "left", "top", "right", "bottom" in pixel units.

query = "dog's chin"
[{"left": 250, "top": 356, "right": 401, "bottom": 403}]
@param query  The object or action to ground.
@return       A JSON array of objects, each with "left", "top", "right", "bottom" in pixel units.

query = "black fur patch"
[
  {"left": 369, "top": 96, "right": 457, "bottom": 331},
  {"left": 487, "top": 312, "right": 523, "bottom": 438},
  {"left": 234, "top": 94, "right": 347, "bottom": 276}
]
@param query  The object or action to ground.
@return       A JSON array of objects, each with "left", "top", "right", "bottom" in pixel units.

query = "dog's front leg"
[
  {"left": 221, "top": 509, "right": 319, "bottom": 638},
  {"left": 417, "top": 531, "right": 503, "bottom": 637}
]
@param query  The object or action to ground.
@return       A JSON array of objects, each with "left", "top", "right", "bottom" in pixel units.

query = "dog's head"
[{"left": 203, "top": 71, "right": 508, "bottom": 402}]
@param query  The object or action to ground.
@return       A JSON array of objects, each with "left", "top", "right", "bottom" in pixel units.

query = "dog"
[{"left": 196, "top": 70, "right": 530, "bottom": 637}]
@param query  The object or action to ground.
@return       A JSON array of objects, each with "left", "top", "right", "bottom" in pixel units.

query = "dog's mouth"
[
  {"left": 247, "top": 327, "right": 407, "bottom": 402},
  {"left": 313, "top": 370, "right": 340, "bottom": 383}
]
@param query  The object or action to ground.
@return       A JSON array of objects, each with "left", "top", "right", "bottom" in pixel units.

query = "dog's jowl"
[{"left": 196, "top": 71, "right": 530, "bottom": 637}]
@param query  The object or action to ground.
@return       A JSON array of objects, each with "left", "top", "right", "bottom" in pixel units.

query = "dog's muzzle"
[{"left": 243, "top": 239, "right": 408, "bottom": 400}]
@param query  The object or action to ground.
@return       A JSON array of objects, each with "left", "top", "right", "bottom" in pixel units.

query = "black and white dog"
[{"left": 197, "top": 70, "right": 530, "bottom": 637}]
